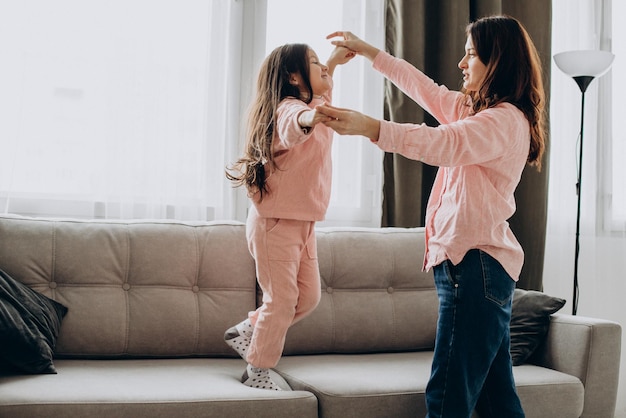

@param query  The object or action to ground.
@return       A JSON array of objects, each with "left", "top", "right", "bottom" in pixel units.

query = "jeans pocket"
[
  {"left": 479, "top": 251, "right": 514, "bottom": 306},
  {"left": 435, "top": 260, "right": 460, "bottom": 303}
]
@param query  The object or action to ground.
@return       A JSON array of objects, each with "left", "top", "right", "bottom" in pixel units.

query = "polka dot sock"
[
  {"left": 241, "top": 364, "right": 282, "bottom": 391},
  {"left": 224, "top": 318, "right": 253, "bottom": 360}
]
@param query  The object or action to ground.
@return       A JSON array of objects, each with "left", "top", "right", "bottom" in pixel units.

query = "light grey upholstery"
[
  {"left": 0, "top": 217, "right": 256, "bottom": 358},
  {"left": 0, "top": 215, "right": 621, "bottom": 418},
  {"left": 283, "top": 227, "right": 438, "bottom": 355}
]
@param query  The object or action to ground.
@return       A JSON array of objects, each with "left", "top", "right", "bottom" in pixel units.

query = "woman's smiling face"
[{"left": 458, "top": 36, "right": 488, "bottom": 92}]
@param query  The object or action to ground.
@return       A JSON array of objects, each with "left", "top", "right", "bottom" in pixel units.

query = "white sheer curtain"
[
  {"left": 0, "top": 0, "right": 384, "bottom": 226},
  {"left": 0, "top": 1, "right": 251, "bottom": 221}
]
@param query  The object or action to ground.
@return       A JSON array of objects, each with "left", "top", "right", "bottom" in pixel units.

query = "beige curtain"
[{"left": 382, "top": 0, "right": 552, "bottom": 290}]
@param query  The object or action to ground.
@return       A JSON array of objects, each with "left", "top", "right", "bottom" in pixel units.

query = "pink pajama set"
[{"left": 245, "top": 91, "right": 333, "bottom": 369}]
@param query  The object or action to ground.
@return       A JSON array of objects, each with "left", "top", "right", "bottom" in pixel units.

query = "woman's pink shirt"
[{"left": 373, "top": 51, "right": 530, "bottom": 280}]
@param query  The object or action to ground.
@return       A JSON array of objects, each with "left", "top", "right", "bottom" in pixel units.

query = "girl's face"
[
  {"left": 291, "top": 49, "right": 331, "bottom": 99},
  {"left": 458, "top": 36, "right": 488, "bottom": 92}
]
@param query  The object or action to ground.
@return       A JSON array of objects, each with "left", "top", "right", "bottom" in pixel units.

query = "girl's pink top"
[
  {"left": 251, "top": 91, "right": 333, "bottom": 222},
  {"left": 373, "top": 51, "right": 530, "bottom": 280}
]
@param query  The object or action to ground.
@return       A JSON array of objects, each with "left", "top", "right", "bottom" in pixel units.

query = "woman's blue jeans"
[{"left": 425, "top": 249, "right": 525, "bottom": 418}]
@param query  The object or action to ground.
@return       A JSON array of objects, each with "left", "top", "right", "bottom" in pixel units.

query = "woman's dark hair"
[
  {"left": 465, "top": 15, "right": 546, "bottom": 170},
  {"left": 225, "top": 43, "right": 312, "bottom": 198}
]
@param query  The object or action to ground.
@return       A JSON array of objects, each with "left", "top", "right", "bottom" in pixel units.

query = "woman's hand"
[
  {"left": 326, "top": 31, "right": 380, "bottom": 62},
  {"left": 316, "top": 103, "right": 381, "bottom": 141}
]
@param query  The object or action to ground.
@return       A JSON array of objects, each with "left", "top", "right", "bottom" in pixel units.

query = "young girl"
[
  {"left": 318, "top": 16, "right": 545, "bottom": 417},
  {"left": 224, "top": 43, "right": 353, "bottom": 390}
]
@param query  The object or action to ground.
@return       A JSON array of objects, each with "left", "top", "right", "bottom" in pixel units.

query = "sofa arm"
[{"left": 530, "top": 313, "right": 621, "bottom": 418}]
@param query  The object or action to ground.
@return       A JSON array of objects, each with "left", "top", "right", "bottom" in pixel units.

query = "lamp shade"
[{"left": 553, "top": 50, "right": 615, "bottom": 77}]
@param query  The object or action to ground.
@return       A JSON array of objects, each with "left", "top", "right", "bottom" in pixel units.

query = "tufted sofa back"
[
  {"left": 284, "top": 227, "right": 438, "bottom": 355},
  {"left": 0, "top": 215, "right": 256, "bottom": 358},
  {"left": 0, "top": 215, "right": 437, "bottom": 358}
]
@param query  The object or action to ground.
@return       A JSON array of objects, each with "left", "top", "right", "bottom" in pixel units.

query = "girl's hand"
[
  {"left": 326, "top": 31, "right": 380, "bottom": 62},
  {"left": 328, "top": 46, "right": 356, "bottom": 66},
  {"left": 326, "top": 46, "right": 355, "bottom": 77}
]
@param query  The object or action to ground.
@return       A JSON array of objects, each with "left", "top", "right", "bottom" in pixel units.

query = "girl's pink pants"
[{"left": 245, "top": 207, "right": 321, "bottom": 369}]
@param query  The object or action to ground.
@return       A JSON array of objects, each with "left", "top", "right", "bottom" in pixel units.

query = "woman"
[{"left": 319, "top": 15, "right": 545, "bottom": 418}]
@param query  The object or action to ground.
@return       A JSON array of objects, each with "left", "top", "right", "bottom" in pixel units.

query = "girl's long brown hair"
[
  {"left": 464, "top": 15, "right": 546, "bottom": 170},
  {"left": 225, "top": 43, "right": 312, "bottom": 199}
]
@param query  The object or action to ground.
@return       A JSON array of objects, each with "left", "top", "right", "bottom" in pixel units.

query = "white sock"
[
  {"left": 241, "top": 364, "right": 282, "bottom": 391},
  {"left": 224, "top": 318, "right": 253, "bottom": 359}
]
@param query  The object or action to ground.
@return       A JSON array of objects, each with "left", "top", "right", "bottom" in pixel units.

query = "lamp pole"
[{"left": 571, "top": 76, "right": 593, "bottom": 316}]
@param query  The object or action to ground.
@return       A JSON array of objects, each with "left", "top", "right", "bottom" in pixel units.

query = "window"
[
  {"left": 0, "top": 0, "right": 384, "bottom": 227},
  {"left": 0, "top": 1, "right": 240, "bottom": 220}
]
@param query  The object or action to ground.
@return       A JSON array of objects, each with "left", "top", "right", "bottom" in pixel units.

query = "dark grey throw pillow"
[
  {"left": 0, "top": 269, "right": 68, "bottom": 374},
  {"left": 510, "top": 288, "right": 565, "bottom": 366}
]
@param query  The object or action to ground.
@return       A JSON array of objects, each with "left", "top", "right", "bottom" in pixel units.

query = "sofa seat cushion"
[
  {"left": 0, "top": 359, "right": 317, "bottom": 418},
  {"left": 513, "top": 364, "right": 584, "bottom": 417},
  {"left": 277, "top": 352, "right": 431, "bottom": 418},
  {"left": 274, "top": 352, "right": 584, "bottom": 418}
]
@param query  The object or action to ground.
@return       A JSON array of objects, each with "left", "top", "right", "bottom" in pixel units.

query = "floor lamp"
[{"left": 553, "top": 50, "right": 614, "bottom": 315}]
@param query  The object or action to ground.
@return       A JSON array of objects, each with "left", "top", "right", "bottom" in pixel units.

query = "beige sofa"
[{"left": 0, "top": 215, "right": 621, "bottom": 418}]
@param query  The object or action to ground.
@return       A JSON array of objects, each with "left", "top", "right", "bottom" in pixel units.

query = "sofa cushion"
[
  {"left": 282, "top": 227, "right": 438, "bottom": 355},
  {"left": 0, "top": 358, "right": 318, "bottom": 418},
  {"left": 510, "top": 288, "right": 566, "bottom": 365},
  {"left": 0, "top": 269, "right": 68, "bottom": 374},
  {"left": 0, "top": 216, "right": 257, "bottom": 358},
  {"left": 275, "top": 352, "right": 584, "bottom": 418},
  {"left": 277, "top": 352, "right": 432, "bottom": 418}
]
